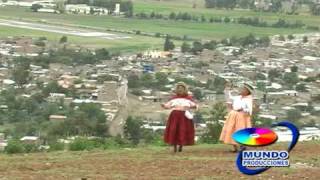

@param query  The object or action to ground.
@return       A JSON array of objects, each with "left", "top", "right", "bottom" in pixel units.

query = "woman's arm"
[
  {"left": 242, "top": 97, "right": 253, "bottom": 115},
  {"left": 161, "top": 101, "right": 172, "bottom": 109}
]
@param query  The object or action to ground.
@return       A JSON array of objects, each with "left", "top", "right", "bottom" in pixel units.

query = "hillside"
[{"left": 0, "top": 142, "right": 319, "bottom": 179}]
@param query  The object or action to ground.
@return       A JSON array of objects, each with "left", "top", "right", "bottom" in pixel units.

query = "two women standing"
[{"left": 161, "top": 82, "right": 254, "bottom": 153}]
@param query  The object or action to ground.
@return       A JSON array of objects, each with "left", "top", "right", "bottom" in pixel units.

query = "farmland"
[
  {"left": 0, "top": 4, "right": 318, "bottom": 52},
  {"left": 0, "top": 142, "right": 319, "bottom": 179}
]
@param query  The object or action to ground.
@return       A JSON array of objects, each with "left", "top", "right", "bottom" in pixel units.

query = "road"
[
  {"left": 108, "top": 94, "right": 142, "bottom": 137},
  {"left": 0, "top": 19, "right": 131, "bottom": 40}
]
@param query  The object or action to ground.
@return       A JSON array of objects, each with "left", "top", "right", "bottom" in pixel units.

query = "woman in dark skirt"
[{"left": 161, "top": 82, "right": 198, "bottom": 153}]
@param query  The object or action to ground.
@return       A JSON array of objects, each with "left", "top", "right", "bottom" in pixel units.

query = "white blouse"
[
  {"left": 166, "top": 98, "right": 196, "bottom": 108},
  {"left": 225, "top": 90, "right": 253, "bottom": 115}
]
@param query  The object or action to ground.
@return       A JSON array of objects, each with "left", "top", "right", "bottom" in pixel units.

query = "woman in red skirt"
[{"left": 161, "top": 82, "right": 198, "bottom": 153}]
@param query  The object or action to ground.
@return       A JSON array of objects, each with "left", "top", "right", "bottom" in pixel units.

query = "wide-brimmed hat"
[
  {"left": 243, "top": 83, "right": 254, "bottom": 94},
  {"left": 175, "top": 82, "right": 188, "bottom": 94}
]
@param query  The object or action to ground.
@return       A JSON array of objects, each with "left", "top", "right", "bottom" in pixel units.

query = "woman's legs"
[
  {"left": 232, "top": 144, "right": 238, "bottom": 152},
  {"left": 173, "top": 144, "right": 177, "bottom": 153},
  {"left": 172, "top": 144, "right": 183, "bottom": 153}
]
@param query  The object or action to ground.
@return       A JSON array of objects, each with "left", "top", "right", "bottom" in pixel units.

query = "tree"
[
  {"left": 199, "top": 102, "right": 227, "bottom": 143},
  {"left": 181, "top": 42, "right": 191, "bottom": 53},
  {"left": 283, "top": 72, "right": 299, "bottom": 88},
  {"left": 12, "top": 57, "right": 31, "bottom": 88},
  {"left": 278, "top": 35, "right": 286, "bottom": 41},
  {"left": 54, "top": 0, "right": 65, "bottom": 13},
  {"left": 169, "top": 12, "right": 176, "bottom": 20},
  {"left": 296, "top": 83, "right": 307, "bottom": 92},
  {"left": 303, "top": 36, "right": 308, "bottom": 43},
  {"left": 205, "top": 0, "right": 236, "bottom": 9},
  {"left": 203, "top": 40, "right": 217, "bottom": 50},
  {"left": 95, "top": 48, "right": 111, "bottom": 60},
  {"left": 288, "top": 34, "right": 295, "bottom": 40},
  {"left": 238, "top": 0, "right": 253, "bottom": 9},
  {"left": 163, "top": 35, "right": 175, "bottom": 51},
  {"left": 124, "top": 116, "right": 143, "bottom": 145},
  {"left": 270, "top": 0, "right": 282, "bottom": 12},
  {"left": 193, "top": 112, "right": 204, "bottom": 124},
  {"left": 140, "top": 73, "right": 154, "bottom": 88},
  {"left": 191, "top": 41, "right": 203, "bottom": 54},
  {"left": 90, "top": 7, "right": 95, "bottom": 15},
  {"left": 30, "top": 4, "right": 43, "bottom": 12},
  {"left": 290, "top": 65, "right": 298, "bottom": 73},
  {"left": 59, "top": 36, "right": 68, "bottom": 44},
  {"left": 309, "top": 3, "right": 320, "bottom": 16},
  {"left": 286, "top": 109, "right": 302, "bottom": 127},
  {"left": 213, "top": 76, "right": 226, "bottom": 94},
  {"left": 155, "top": 72, "right": 168, "bottom": 85},
  {"left": 192, "top": 88, "right": 203, "bottom": 101},
  {"left": 127, "top": 74, "right": 140, "bottom": 89},
  {"left": 257, "top": 82, "right": 266, "bottom": 91},
  {"left": 268, "top": 69, "right": 281, "bottom": 81}
]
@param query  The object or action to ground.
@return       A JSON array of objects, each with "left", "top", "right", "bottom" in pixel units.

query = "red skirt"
[{"left": 164, "top": 110, "right": 195, "bottom": 145}]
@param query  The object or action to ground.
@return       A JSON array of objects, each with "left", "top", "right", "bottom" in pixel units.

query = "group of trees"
[
  {"left": 134, "top": 11, "right": 310, "bottom": 30},
  {"left": 205, "top": 0, "right": 237, "bottom": 10},
  {"left": 31, "top": 47, "right": 112, "bottom": 68},
  {"left": 127, "top": 72, "right": 169, "bottom": 91},
  {"left": 179, "top": 34, "right": 270, "bottom": 55},
  {"left": 309, "top": 2, "right": 320, "bottom": 15},
  {"left": 0, "top": 84, "right": 108, "bottom": 140},
  {"left": 163, "top": 35, "right": 175, "bottom": 51},
  {"left": 199, "top": 102, "right": 226, "bottom": 143},
  {"left": 204, "top": 0, "right": 320, "bottom": 15}
]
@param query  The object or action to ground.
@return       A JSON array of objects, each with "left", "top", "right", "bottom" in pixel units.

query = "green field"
[
  {"left": 0, "top": 24, "right": 165, "bottom": 52},
  {"left": 0, "top": 1, "right": 319, "bottom": 52},
  {"left": 134, "top": 0, "right": 320, "bottom": 25},
  {"left": 0, "top": 6, "right": 315, "bottom": 39}
]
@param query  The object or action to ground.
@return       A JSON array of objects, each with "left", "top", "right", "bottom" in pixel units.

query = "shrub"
[
  {"left": 69, "top": 138, "right": 95, "bottom": 151},
  {"left": 23, "top": 143, "right": 40, "bottom": 153},
  {"left": 49, "top": 141, "right": 65, "bottom": 151},
  {"left": 5, "top": 140, "right": 25, "bottom": 154},
  {"left": 103, "top": 138, "right": 121, "bottom": 149}
]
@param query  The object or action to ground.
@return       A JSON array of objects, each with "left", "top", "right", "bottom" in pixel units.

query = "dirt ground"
[{"left": 0, "top": 142, "right": 319, "bottom": 180}]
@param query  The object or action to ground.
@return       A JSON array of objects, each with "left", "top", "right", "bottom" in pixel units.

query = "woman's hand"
[{"left": 161, "top": 103, "right": 170, "bottom": 109}]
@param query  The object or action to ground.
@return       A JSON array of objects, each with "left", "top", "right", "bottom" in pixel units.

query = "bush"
[
  {"left": 23, "top": 143, "right": 40, "bottom": 153},
  {"left": 69, "top": 138, "right": 95, "bottom": 151},
  {"left": 103, "top": 138, "right": 121, "bottom": 149},
  {"left": 5, "top": 140, "right": 25, "bottom": 154},
  {"left": 49, "top": 141, "right": 65, "bottom": 151},
  {"left": 199, "top": 123, "right": 222, "bottom": 144},
  {"left": 114, "top": 135, "right": 132, "bottom": 148},
  {"left": 142, "top": 130, "right": 166, "bottom": 146}
]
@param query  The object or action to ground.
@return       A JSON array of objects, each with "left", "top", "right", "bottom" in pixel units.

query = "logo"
[{"left": 232, "top": 121, "right": 300, "bottom": 175}]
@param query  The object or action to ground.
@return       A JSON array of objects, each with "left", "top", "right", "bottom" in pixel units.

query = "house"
[
  {"left": 48, "top": 93, "right": 66, "bottom": 103},
  {"left": 254, "top": 0, "right": 272, "bottom": 11},
  {"left": 38, "top": 8, "right": 56, "bottom": 13},
  {"left": 281, "top": 0, "right": 298, "bottom": 13},
  {"left": 274, "top": 127, "right": 320, "bottom": 142},
  {"left": 0, "top": 133, "right": 6, "bottom": 151},
  {"left": 20, "top": 136, "right": 40, "bottom": 145},
  {"left": 258, "top": 114, "right": 277, "bottom": 120},
  {"left": 49, "top": 115, "right": 67, "bottom": 122}
]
